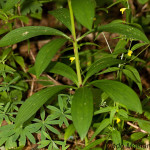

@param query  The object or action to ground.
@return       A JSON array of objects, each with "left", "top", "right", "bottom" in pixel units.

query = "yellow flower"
[
  {"left": 93, "top": 18, "right": 96, "bottom": 21},
  {"left": 127, "top": 50, "right": 133, "bottom": 57},
  {"left": 116, "top": 118, "right": 121, "bottom": 124},
  {"left": 69, "top": 57, "right": 75, "bottom": 63},
  {"left": 120, "top": 8, "right": 127, "bottom": 14}
]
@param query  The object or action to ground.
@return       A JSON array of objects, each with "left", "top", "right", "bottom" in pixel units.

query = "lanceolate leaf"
[
  {"left": 90, "top": 118, "right": 110, "bottom": 141},
  {"left": 137, "top": 0, "right": 148, "bottom": 4},
  {"left": 64, "top": 124, "right": 76, "bottom": 141},
  {"left": 125, "top": 65, "right": 141, "bottom": 83},
  {"left": 71, "top": 87, "right": 93, "bottom": 140},
  {"left": 138, "top": 120, "right": 150, "bottom": 133},
  {"left": 83, "top": 138, "right": 106, "bottom": 150},
  {"left": 112, "top": 130, "right": 122, "bottom": 150},
  {"left": 14, "top": 56, "right": 26, "bottom": 72},
  {"left": 123, "top": 68, "right": 142, "bottom": 92},
  {"left": 91, "top": 80, "right": 142, "bottom": 113},
  {"left": 35, "top": 38, "right": 67, "bottom": 78},
  {"left": 0, "top": 26, "right": 70, "bottom": 47},
  {"left": 97, "top": 67, "right": 119, "bottom": 75},
  {"left": 131, "top": 43, "right": 148, "bottom": 51},
  {"left": 83, "top": 57, "right": 124, "bottom": 84},
  {"left": 49, "top": 8, "right": 71, "bottom": 32},
  {"left": 3, "top": 0, "right": 20, "bottom": 11},
  {"left": 114, "top": 39, "right": 128, "bottom": 51},
  {"left": 46, "top": 61, "right": 78, "bottom": 86},
  {"left": 15, "top": 85, "right": 68, "bottom": 127},
  {"left": 72, "top": 0, "right": 95, "bottom": 30},
  {"left": 130, "top": 132, "right": 146, "bottom": 142},
  {"left": 0, "top": 64, "right": 15, "bottom": 73},
  {"left": 97, "top": 23, "right": 149, "bottom": 43}
]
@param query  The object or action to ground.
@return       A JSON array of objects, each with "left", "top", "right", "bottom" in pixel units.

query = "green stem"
[
  {"left": 68, "top": 0, "right": 82, "bottom": 87},
  {"left": 129, "top": 44, "right": 150, "bottom": 63}
]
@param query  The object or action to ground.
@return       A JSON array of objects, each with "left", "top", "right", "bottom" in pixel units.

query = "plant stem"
[
  {"left": 68, "top": 0, "right": 82, "bottom": 87},
  {"left": 129, "top": 44, "right": 150, "bottom": 63}
]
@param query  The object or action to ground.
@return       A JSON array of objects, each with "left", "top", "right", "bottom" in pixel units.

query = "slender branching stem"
[{"left": 68, "top": 0, "right": 82, "bottom": 87}]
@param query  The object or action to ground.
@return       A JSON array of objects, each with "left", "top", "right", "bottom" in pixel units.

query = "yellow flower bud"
[
  {"left": 127, "top": 50, "right": 133, "bottom": 57},
  {"left": 116, "top": 118, "right": 121, "bottom": 124},
  {"left": 69, "top": 57, "right": 75, "bottom": 63},
  {"left": 120, "top": 8, "right": 127, "bottom": 14},
  {"left": 93, "top": 18, "right": 96, "bottom": 21}
]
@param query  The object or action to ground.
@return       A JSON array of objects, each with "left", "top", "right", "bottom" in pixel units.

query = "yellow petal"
[
  {"left": 93, "top": 18, "right": 96, "bottom": 21},
  {"left": 69, "top": 57, "right": 75, "bottom": 63},
  {"left": 116, "top": 118, "right": 121, "bottom": 124},
  {"left": 120, "top": 8, "right": 127, "bottom": 14},
  {"left": 127, "top": 50, "right": 133, "bottom": 57}
]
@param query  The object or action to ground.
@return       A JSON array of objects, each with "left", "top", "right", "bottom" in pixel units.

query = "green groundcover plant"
[{"left": 0, "top": 0, "right": 150, "bottom": 149}]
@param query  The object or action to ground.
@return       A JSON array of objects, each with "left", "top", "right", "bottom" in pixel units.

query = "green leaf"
[
  {"left": 0, "top": 28, "right": 9, "bottom": 35},
  {"left": 64, "top": 124, "right": 76, "bottom": 141},
  {"left": 0, "top": 26, "right": 70, "bottom": 47},
  {"left": 94, "top": 107, "right": 113, "bottom": 115},
  {"left": 83, "top": 57, "right": 124, "bottom": 84},
  {"left": 110, "top": 108, "right": 117, "bottom": 123},
  {"left": 111, "top": 130, "right": 122, "bottom": 150},
  {"left": 45, "top": 124, "right": 60, "bottom": 135},
  {"left": 114, "top": 39, "right": 128, "bottom": 52},
  {"left": 112, "top": 48, "right": 127, "bottom": 56},
  {"left": 137, "top": 0, "right": 148, "bottom": 4},
  {"left": 0, "top": 64, "right": 15, "bottom": 73},
  {"left": 1, "top": 47, "right": 12, "bottom": 61},
  {"left": 8, "top": 146, "right": 25, "bottom": 150},
  {"left": 118, "top": 109, "right": 128, "bottom": 118},
  {"left": 83, "top": 138, "right": 106, "bottom": 150},
  {"left": 14, "top": 56, "right": 26, "bottom": 72},
  {"left": 131, "top": 43, "right": 148, "bottom": 51},
  {"left": 46, "top": 61, "right": 78, "bottom": 86},
  {"left": 71, "top": 87, "right": 93, "bottom": 140},
  {"left": 25, "top": 131, "right": 36, "bottom": 144},
  {"left": 21, "top": 0, "right": 42, "bottom": 15},
  {"left": 38, "top": 140, "right": 50, "bottom": 149},
  {"left": 10, "top": 90, "right": 22, "bottom": 101},
  {"left": 91, "top": 80, "right": 142, "bottom": 113},
  {"left": 97, "top": 67, "right": 119, "bottom": 75},
  {"left": 49, "top": 8, "right": 71, "bottom": 32},
  {"left": 97, "top": 23, "right": 149, "bottom": 43},
  {"left": 72, "top": 0, "right": 95, "bottom": 30},
  {"left": 15, "top": 85, "right": 68, "bottom": 127},
  {"left": 35, "top": 38, "right": 67, "bottom": 78},
  {"left": 90, "top": 118, "right": 110, "bottom": 141},
  {"left": 130, "top": 132, "right": 146, "bottom": 142},
  {"left": 5, "top": 136, "right": 17, "bottom": 149},
  {"left": 126, "top": 65, "right": 142, "bottom": 87},
  {"left": 0, "top": 13, "right": 7, "bottom": 21},
  {"left": 123, "top": 66, "right": 142, "bottom": 92},
  {"left": 0, "top": 137, "right": 7, "bottom": 146},
  {"left": 138, "top": 120, "right": 150, "bottom": 133},
  {"left": 107, "top": 0, "right": 124, "bottom": 9},
  {"left": 9, "top": 15, "right": 29, "bottom": 24},
  {"left": 3, "top": 0, "right": 20, "bottom": 11}
]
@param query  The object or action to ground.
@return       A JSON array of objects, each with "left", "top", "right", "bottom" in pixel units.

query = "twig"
[
  {"left": 17, "top": 5, "right": 24, "bottom": 27},
  {"left": 29, "top": 49, "right": 36, "bottom": 62},
  {"left": 102, "top": 32, "right": 112, "bottom": 53},
  {"left": 43, "top": 74, "right": 62, "bottom": 85},
  {"left": 127, "top": 121, "right": 147, "bottom": 133},
  {"left": 28, "top": 76, "right": 35, "bottom": 97}
]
